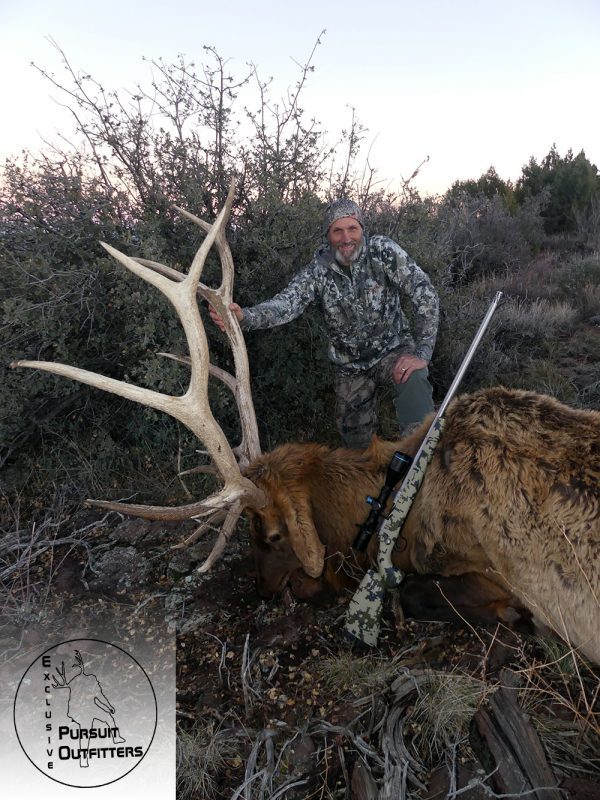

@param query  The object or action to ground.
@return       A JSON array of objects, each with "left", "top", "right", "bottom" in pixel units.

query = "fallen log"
[{"left": 470, "top": 669, "right": 562, "bottom": 800}]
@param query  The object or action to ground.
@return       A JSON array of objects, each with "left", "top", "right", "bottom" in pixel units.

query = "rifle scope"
[{"left": 353, "top": 451, "right": 413, "bottom": 552}]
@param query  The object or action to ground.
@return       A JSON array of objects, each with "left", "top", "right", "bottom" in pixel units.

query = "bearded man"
[{"left": 211, "top": 199, "right": 439, "bottom": 448}]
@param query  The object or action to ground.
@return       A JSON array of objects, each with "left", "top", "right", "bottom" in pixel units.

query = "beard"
[{"left": 334, "top": 237, "right": 364, "bottom": 267}]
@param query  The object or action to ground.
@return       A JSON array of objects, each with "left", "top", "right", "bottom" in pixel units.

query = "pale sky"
[{"left": 1, "top": 0, "right": 599, "bottom": 196}]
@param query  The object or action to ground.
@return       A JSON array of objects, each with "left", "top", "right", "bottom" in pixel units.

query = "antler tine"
[
  {"left": 173, "top": 206, "right": 233, "bottom": 298},
  {"left": 52, "top": 662, "right": 68, "bottom": 687},
  {"left": 80, "top": 495, "right": 239, "bottom": 521},
  {"left": 196, "top": 501, "right": 244, "bottom": 573}
]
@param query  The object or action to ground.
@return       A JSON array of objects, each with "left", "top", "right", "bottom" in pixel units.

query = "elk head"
[
  {"left": 242, "top": 443, "right": 332, "bottom": 597},
  {"left": 242, "top": 438, "right": 407, "bottom": 598}
]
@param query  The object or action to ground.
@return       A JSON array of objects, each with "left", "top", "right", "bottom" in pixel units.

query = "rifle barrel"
[{"left": 437, "top": 291, "right": 503, "bottom": 419}]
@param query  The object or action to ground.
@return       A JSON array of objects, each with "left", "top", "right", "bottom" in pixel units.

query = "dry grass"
[
  {"left": 516, "top": 358, "right": 578, "bottom": 403},
  {"left": 500, "top": 297, "right": 579, "bottom": 338},
  {"left": 516, "top": 639, "right": 600, "bottom": 779},
  {"left": 405, "top": 671, "right": 490, "bottom": 766},
  {"left": 579, "top": 280, "right": 600, "bottom": 319},
  {"left": 317, "top": 651, "right": 401, "bottom": 698},
  {"left": 315, "top": 637, "right": 599, "bottom": 782},
  {"left": 177, "top": 719, "right": 246, "bottom": 800}
]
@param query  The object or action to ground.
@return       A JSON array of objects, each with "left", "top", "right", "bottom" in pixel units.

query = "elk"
[
  {"left": 245, "top": 391, "right": 600, "bottom": 663},
  {"left": 11, "top": 183, "right": 600, "bottom": 663}
]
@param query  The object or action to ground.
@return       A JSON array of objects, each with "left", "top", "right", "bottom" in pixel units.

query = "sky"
[{"left": 1, "top": 0, "right": 599, "bottom": 196}]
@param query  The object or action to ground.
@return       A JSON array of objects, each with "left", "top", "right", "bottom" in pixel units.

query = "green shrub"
[{"left": 516, "top": 146, "right": 600, "bottom": 236}]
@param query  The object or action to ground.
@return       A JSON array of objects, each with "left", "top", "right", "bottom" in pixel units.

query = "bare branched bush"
[
  {"left": 574, "top": 196, "right": 600, "bottom": 249},
  {"left": 436, "top": 191, "right": 545, "bottom": 284},
  {"left": 430, "top": 286, "right": 512, "bottom": 392},
  {"left": 553, "top": 252, "right": 600, "bottom": 318},
  {"left": 0, "top": 492, "right": 111, "bottom": 634}
]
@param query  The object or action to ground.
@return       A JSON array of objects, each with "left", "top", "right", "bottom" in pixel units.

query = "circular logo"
[{"left": 14, "top": 639, "right": 157, "bottom": 788}]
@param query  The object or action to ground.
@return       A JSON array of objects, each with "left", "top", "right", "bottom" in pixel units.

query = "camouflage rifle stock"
[{"left": 345, "top": 292, "right": 504, "bottom": 645}]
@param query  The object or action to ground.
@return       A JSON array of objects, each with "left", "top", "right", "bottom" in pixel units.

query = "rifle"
[{"left": 345, "top": 292, "right": 504, "bottom": 646}]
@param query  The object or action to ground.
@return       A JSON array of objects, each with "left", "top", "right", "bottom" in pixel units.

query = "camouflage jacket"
[{"left": 241, "top": 236, "right": 439, "bottom": 374}]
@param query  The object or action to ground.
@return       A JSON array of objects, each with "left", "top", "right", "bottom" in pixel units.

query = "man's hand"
[
  {"left": 209, "top": 302, "right": 244, "bottom": 332},
  {"left": 392, "top": 354, "right": 427, "bottom": 384}
]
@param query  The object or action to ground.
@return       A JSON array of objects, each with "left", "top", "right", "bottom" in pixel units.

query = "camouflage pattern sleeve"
[
  {"left": 240, "top": 263, "right": 318, "bottom": 332},
  {"left": 385, "top": 241, "right": 439, "bottom": 362}
]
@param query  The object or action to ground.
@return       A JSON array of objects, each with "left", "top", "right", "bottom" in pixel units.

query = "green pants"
[{"left": 334, "top": 350, "right": 434, "bottom": 449}]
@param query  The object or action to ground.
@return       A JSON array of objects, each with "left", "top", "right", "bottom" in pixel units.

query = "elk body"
[
  {"left": 246, "top": 387, "right": 600, "bottom": 663},
  {"left": 12, "top": 183, "right": 599, "bottom": 663}
]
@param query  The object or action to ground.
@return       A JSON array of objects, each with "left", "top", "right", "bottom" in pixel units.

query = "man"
[{"left": 210, "top": 199, "right": 439, "bottom": 448}]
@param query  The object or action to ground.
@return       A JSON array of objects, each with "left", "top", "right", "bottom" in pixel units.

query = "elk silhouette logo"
[
  {"left": 14, "top": 638, "right": 157, "bottom": 788},
  {"left": 52, "top": 650, "right": 126, "bottom": 768}
]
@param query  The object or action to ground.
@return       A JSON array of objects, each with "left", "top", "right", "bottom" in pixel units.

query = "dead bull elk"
[
  {"left": 11, "top": 183, "right": 600, "bottom": 663},
  {"left": 246, "top": 392, "right": 600, "bottom": 663}
]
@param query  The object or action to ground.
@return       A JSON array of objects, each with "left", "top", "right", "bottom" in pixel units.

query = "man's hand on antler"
[{"left": 209, "top": 302, "right": 244, "bottom": 332}]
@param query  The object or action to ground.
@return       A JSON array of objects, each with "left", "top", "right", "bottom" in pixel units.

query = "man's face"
[{"left": 327, "top": 216, "right": 364, "bottom": 266}]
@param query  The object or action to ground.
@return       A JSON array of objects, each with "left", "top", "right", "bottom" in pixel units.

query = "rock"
[
  {"left": 110, "top": 519, "right": 152, "bottom": 544},
  {"left": 90, "top": 547, "right": 151, "bottom": 592}
]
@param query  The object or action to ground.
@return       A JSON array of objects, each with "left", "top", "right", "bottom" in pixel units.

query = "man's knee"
[{"left": 393, "top": 367, "right": 434, "bottom": 426}]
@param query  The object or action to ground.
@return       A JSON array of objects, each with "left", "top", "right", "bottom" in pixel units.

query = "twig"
[{"left": 203, "top": 631, "right": 230, "bottom": 689}]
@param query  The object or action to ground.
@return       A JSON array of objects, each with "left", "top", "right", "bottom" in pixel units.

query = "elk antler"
[
  {"left": 11, "top": 179, "right": 266, "bottom": 572},
  {"left": 52, "top": 662, "right": 69, "bottom": 688},
  {"left": 73, "top": 650, "right": 85, "bottom": 673}
]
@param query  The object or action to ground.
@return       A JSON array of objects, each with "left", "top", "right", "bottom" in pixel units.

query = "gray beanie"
[{"left": 322, "top": 198, "right": 364, "bottom": 236}]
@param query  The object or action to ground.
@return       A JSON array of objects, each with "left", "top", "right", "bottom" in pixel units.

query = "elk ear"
[{"left": 279, "top": 492, "right": 325, "bottom": 578}]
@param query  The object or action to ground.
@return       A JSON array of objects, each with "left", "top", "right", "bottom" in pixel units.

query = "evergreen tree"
[{"left": 515, "top": 145, "right": 600, "bottom": 234}]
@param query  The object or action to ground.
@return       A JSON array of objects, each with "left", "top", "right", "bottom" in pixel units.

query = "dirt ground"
[{"left": 2, "top": 511, "right": 599, "bottom": 799}]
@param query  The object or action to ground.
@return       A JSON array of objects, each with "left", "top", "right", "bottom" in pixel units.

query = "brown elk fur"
[{"left": 245, "top": 387, "right": 600, "bottom": 663}]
